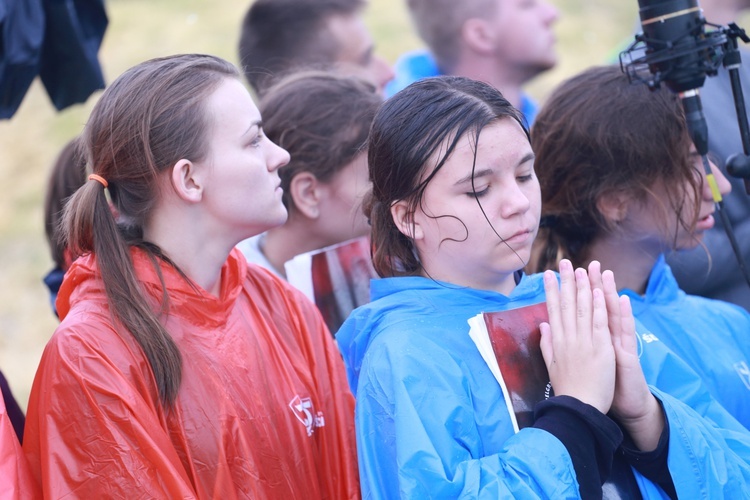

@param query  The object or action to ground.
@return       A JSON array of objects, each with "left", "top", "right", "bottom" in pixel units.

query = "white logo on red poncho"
[{"left": 289, "top": 395, "right": 325, "bottom": 436}]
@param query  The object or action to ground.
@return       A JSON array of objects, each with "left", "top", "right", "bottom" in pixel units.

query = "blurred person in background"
[
  {"left": 237, "top": 71, "right": 382, "bottom": 279},
  {"left": 386, "top": 0, "right": 558, "bottom": 124},
  {"left": 238, "top": 0, "right": 393, "bottom": 97},
  {"left": 665, "top": 0, "right": 750, "bottom": 311},
  {"left": 42, "top": 137, "right": 87, "bottom": 318},
  {"left": 0, "top": 0, "right": 107, "bottom": 118}
]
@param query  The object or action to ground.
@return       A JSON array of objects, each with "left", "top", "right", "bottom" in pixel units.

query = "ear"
[
  {"left": 390, "top": 199, "right": 424, "bottom": 240},
  {"left": 171, "top": 159, "right": 203, "bottom": 203},
  {"left": 461, "top": 18, "right": 495, "bottom": 55},
  {"left": 289, "top": 171, "right": 322, "bottom": 219},
  {"left": 596, "top": 191, "right": 631, "bottom": 226}
]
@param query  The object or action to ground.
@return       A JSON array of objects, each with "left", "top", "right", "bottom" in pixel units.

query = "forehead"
[
  {"left": 490, "top": 0, "right": 535, "bottom": 20},
  {"left": 205, "top": 78, "right": 261, "bottom": 134},
  {"left": 432, "top": 119, "right": 531, "bottom": 178}
]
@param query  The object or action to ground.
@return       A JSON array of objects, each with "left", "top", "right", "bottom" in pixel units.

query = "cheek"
[
  {"left": 676, "top": 187, "right": 700, "bottom": 225},
  {"left": 659, "top": 209, "right": 685, "bottom": 241},
  {"left": 527, "top": 181, "right": 543, "bottom": 215},
  {"left": 431, "top": 208, "right": 475, "bottom": 243},
  {"left": 330, "top": 162, "right": 369, "bottom": 203},
  {"left": 329, "top": 184, "right": 362, "bottom": 214},
  {"left": 680, "top": 198, "right": 695, "bottom": 220},
  {"left": 501, "top": 18, "right": 535, "bottom": 47}
]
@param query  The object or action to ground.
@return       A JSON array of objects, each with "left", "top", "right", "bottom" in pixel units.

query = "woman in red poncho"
[{"left": 22, "top": 54, "right": 360, "bottom": 499}]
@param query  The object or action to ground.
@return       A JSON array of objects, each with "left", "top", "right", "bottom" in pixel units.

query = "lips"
[
  {"left": 504, "top": 228, "right": 533, "bottom": 244},
  {"left": 695, "top": 212, "right": 715, "bottom": 231}
]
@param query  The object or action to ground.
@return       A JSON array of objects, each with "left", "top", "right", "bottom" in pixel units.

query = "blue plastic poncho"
[
  {"left": 621, "top": 255, "right": 750, "bottom": 428},
  {"left": 337, "top": 273, "right": 750, "bottom": 498}
]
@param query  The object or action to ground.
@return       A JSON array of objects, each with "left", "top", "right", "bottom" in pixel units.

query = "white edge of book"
[
  {"left": 284, "top": 253, "right": 315, "bottom": 302},
  {"left": 467, "top": 313, "right": 521, "bottom": 434},
  {"left": 284, "top": 236, "right": 371, "bottom": 304}
]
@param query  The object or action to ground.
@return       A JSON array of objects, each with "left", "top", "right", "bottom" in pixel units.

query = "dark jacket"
[{"left": 0, "top": 0, "right": 107, "bottom": 118}]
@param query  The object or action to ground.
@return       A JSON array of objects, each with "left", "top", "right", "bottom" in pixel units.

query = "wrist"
[{"left": 613, "top": 395, "right": 664, "bottom": 452}]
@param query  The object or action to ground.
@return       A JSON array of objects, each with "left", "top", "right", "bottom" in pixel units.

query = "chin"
[
  {"left": 676, "top": 235, "right": 703, "bottom": 252},
  {"left": 277, "top": 206, "right": 289, "bottom": 223},
  {"left": 497, "top": 249, "right": 532, "bottom": 272},
  {"left": 260, "top": 210, "right": 288, "bottom": 233},
  {"left": 539, "top": 56, "right": 557, "bottom": 72},
  {"left": 274, "top": 214, "right": 289, "bottom": 228},
  {"left": 524, "top": 59, "right": 556, "bottom": 81}
]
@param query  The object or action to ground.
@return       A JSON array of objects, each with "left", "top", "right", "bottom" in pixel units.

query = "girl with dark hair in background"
[
  {"left": 238, "top": 70, "right": 382, "bottom": 278},
  {"left": 22, "top": 54, "right": 359, "bottom": 498},
  {"left": 531, "top": 65, "right": 750, "bottom": 429},
  {"left": 337, "top": 75, "right": 750, "bottom": 498},
  {"left": 42, "top": 136, "right": 87, "bottom": 317}
]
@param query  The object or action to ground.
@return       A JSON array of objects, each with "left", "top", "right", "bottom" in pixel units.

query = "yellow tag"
[{"left": 707, "top": 174, "right": 723, "bottom": 203}]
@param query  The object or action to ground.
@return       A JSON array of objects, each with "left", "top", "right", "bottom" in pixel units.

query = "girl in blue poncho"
[
  {"left": 337, "top": 75, "right": 750, "bottom": 499},
  {"left": 531, "top": 65, "right": 750, "bottom": 430}
]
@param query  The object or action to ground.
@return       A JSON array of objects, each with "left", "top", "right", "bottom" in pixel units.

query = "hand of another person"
[
  {"left": 539, "top": 259, "right": 616, "bottom": 414},
  {"left": 588, "top": 262, "right": 664, "bottom": 451}
]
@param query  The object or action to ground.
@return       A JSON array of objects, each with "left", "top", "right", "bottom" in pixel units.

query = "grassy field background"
[{"left": 0, "top": 0, "right": 643, "bottom": 409}]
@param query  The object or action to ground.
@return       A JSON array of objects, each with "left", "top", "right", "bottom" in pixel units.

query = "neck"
[
  {"left": 144, "top": 206, "right": 236, "bottom": 297},
  {"left": 260, "top": 215, "right": 331, "bottom": 278},
  {"left": 584, "top": 236, "right": 660, "bottom": 295},
  {"left": 451, "top": 56, "right": 527, "bottom": 111},
  {"left": 419, "top": 262, "right": 519, "bottom": 296}
]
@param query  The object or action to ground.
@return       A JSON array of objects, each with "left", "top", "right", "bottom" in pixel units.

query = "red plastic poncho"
[
  {"left": 23, "top": 248, "right": 359, "bottom": 498},
  {"left": 1, "top": 394, "right": 39, "bottom": 499}
]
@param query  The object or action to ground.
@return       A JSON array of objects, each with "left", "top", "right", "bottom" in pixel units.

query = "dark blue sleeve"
[
  {"left": 0, "top": 370, "right": 25, "bottom": 443},
  {"left": 534, "top": 396, "right": 623, "bottom": 499}
]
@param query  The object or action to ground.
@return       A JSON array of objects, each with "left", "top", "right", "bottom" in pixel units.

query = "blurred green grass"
[{"left": 0, "top": 0, "right": 642, "bottom": 409}]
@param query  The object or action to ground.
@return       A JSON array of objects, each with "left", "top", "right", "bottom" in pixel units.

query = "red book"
[
  {"left": 286, "top": 236, "right": 377, "bottom": 334},
  {"left": 468, "top": 302, "right": 551, "bottom": 432},
  {"left": 470, "top": 304, "right": 643, "bottom": 496}
]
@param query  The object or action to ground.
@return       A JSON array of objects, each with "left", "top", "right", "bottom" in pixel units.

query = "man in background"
[
  {"left": 238, "top": 0, "right": 393, "bottom": 97},
  {"left": 386, "top": 0, "right": 558, "bottom": 124}
]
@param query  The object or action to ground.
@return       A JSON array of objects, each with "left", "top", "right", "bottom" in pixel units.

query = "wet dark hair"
[
  {"left": 366, "top": 75, "right": 527, "bottom": 277},
  {"left": 64, "top": 54, "right": 239, "bottom": 406},
  {"left": 530, "top": 65, "right": 699, "bottom": 273},
  {"left": 239, "top": 0, "right": 366, "bottom": 96},
  {"left": 259, "top": 70, "right": 381, "bottom": 211}
]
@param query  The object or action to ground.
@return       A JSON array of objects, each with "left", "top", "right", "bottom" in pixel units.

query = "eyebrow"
[
  {"left": 453, "top": 152, "right": 536, "bottom": 186},
  {"left": 455, "top": 168, "right": 493, "bottom": 186},
  {"left": 242, "top": 120, "right": 263, "bottom": 138}
]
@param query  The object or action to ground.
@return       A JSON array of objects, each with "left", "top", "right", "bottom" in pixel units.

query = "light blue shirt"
[{"left": 385, "top": 49, "right": 539, "bottom": 125}]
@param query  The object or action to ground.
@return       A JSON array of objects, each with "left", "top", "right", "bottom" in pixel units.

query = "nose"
[
  {"left": 268, "top": 140, "right": 290, "bottom": 172},
  {"left": 703, "top": 161, "right": 732, "bottom": 200},
  {"left": 372, "top": 55, "right": 395, "bottom": 95},
  {"left": 501, "top": 180, "right": 532, "bottom": 219}
]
